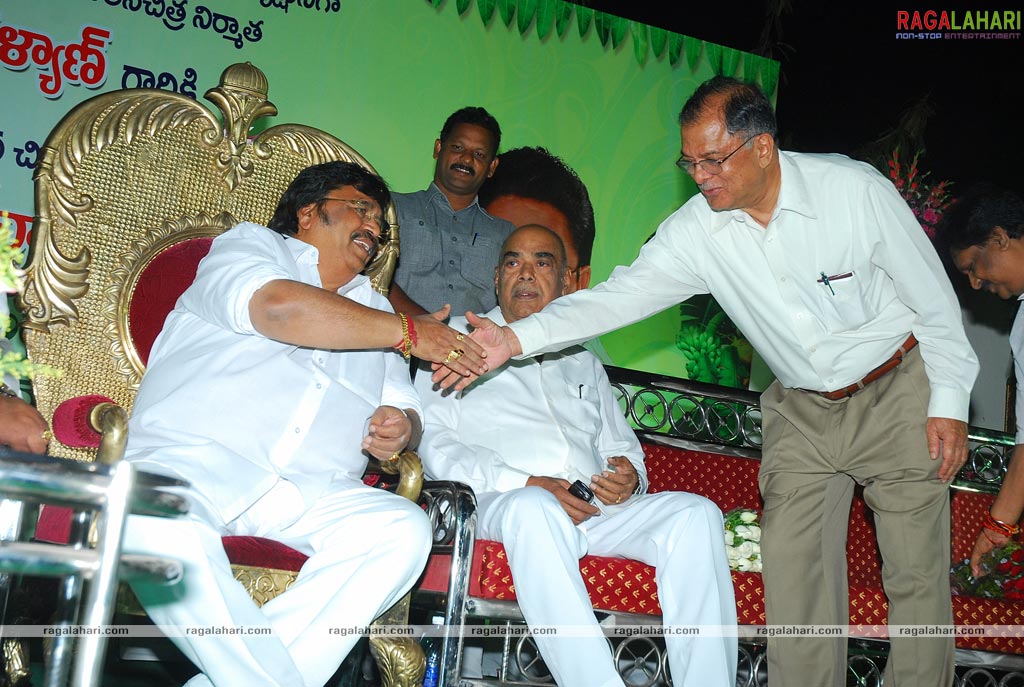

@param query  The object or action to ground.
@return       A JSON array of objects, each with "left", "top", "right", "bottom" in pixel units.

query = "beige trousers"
[{"left": 759, "top": 348, "right": 953, "bottom": 687}]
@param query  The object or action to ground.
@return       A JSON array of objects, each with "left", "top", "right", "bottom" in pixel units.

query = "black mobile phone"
[{"left": 568, "top": 479, "right": 595, "bottom": 503}]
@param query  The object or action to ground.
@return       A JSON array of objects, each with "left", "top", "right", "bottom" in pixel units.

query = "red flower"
[{"left": 884, "top": 148, "right": 954, "bottom": 239}]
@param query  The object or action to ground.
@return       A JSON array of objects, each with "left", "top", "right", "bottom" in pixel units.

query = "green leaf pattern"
[{"left": 423, "top": 0, "right": 778, "bottom": 96}]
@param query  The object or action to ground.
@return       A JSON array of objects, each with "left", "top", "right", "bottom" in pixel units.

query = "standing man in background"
[{"left": 388, "top": 106, "right": 515, "bottom": 321}]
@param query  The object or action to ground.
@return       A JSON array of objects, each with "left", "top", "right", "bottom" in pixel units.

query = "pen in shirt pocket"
[{"left": 817, "top": 270, "right": 854, "bottom": 295}]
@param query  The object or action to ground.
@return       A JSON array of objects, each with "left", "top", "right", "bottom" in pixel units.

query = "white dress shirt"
[
  {"left": 418, "top": 309, "right": 646, "bottom": 508},
  {"left": 511, "top": 151, "right": 979, "bottom": 421},
  {"left": 126, "top": 222, "right": 421, "bottom": 523}
]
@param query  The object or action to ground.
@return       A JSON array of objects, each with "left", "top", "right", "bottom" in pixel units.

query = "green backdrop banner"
[{"left": 0, "top": 0, "right": 777, "bottom": 388}]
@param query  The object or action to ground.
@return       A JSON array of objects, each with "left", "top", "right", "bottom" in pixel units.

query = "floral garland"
[
  {"left": 885, "top": 148, "right": 954, "bottom": 239},
  {"left": 951, "top": 542, "right": 1024, "bottom": 600},
  {"left": 724, "top": 508, "right": 762, "bottom": 573}
]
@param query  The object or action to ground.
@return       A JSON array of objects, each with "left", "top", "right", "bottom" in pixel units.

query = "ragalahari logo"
[{"left": 896, "top": 9, "right": 1021, "bottom": 39}]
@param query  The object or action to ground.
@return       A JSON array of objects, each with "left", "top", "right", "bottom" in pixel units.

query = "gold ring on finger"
[
  {"left": 41, "top": 429, "right": 54, "bottom": 443},
  {"left": 455, "top": 333, "right": 465, "bottom": 342},
  {"left": 443, "top": 349, "right": 461, "bottom": 364}
]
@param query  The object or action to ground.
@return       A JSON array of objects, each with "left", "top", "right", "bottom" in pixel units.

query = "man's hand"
[
  {"left": 0, "top": 396, "right": 51, "bottom": 454},
  {"left": 431, "top": 312, "right": 521, "bottom": 391},
  {"left": 926, "top": 417, "right": 969, "bottom": 482},
  {"left": 527, "top": 475, "right": 600, "bottom": 526},
  {"left": 411, "top": 306, "right": 490, "bottom": 378},
  {"left": 362, "top": 405, "right": 412, "bottom": 462},
  {"left": 590, "top": 456, "right": 639, "bottom": 506}
]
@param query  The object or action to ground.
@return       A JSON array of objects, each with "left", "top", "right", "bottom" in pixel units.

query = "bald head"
[{"left": 495, "top": 225, "right": 571, "bottom": 323}]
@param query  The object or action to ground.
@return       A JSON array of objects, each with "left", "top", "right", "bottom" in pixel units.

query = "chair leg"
[{"left": 368, "top": 593, "right": 425, "bottom": 687}]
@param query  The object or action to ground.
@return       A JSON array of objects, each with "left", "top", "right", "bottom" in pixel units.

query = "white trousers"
[
  {"left": 476, "top": 487, "right": 737, "bottom": 687},
  {"left": 123, "top": 478, "right": 432, "bottom": 687}
]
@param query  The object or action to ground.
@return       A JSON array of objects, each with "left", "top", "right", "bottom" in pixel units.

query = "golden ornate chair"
[{"left": 16, "top": 61, "right": 425, "bottom": 687}]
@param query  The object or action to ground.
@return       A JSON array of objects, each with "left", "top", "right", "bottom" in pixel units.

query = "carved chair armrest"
[
  {"left": 51, "top": 395, "right": 128, "bottom": 466},
  {"left": 375, "top": 449, "right": 424, "bottom": 502}
]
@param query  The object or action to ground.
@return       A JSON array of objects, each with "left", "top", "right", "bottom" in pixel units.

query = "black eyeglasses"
[
  {"left": 320, "top": 197, "right": 388, "bottom": 233},
  {"left": 676, "top": 134, "right": 758, "bottom": 176}
]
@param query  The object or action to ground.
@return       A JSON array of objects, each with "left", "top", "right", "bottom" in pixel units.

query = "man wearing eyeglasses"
[
  {"left": 122, "top": 161, "right": 489, "bottom": 687},
  {"left": 388, "top": 106, "right": 516, "bottom": 321},
  {"left": 435, "top": 76, "right": 978, "bottom": 687}
]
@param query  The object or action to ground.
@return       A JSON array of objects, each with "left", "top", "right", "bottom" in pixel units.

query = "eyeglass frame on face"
[
  {"left": 319, "top": 197, "right": 390, "bottom": 235},
  {"left": 676, "top": 133, "right": 759, "bottom": 176}
]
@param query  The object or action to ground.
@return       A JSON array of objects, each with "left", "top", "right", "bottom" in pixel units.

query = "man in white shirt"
[
  {"left": 123, "top": 161, "right": 489, "bottom": 687},
  {"left": 436, "top": 77, "right": 979, "bottom": 687},
  {"left": 418, "top": 225, "right": 737, "bottom": 687},
  {"left": 939, "top": 185, "right": 1024, "bottom": 578}
]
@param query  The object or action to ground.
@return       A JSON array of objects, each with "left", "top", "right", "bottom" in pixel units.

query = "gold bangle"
[
  {"left": 0, "top": 382, "right": 19, "bottom": 399},
  {"left": 394, "top": 313, "right": 412, "bottom": 360}
]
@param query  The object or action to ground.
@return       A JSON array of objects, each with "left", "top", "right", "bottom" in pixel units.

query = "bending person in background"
[{"left": 938, "top": 184, "right": 1024, "bottom": 576}]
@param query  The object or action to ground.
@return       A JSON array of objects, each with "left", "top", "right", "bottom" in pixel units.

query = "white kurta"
[
  {"left": 419, "top": 310, "right": 737, "bottom": 687},
  {"left": 127, "top": 222, "right": 421, "bottom": 523},
  {"left": 123, "top": 223, "right": 430, "bottom": 687}
]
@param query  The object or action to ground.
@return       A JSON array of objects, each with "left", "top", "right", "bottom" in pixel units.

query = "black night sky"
[{"left": 580, "top": 2, "right": 1024, "bottom": 193}]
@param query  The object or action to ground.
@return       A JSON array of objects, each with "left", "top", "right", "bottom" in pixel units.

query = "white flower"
[{"left": 723, "top": 508, "right": 764, "bottom": 572}]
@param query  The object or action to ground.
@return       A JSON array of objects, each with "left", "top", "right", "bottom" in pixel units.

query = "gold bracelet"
[
  {"left": 0, "top": 382, "right": 19, "bottom": 399},
  {"left": 393, "top": 312, "right": 412, "bottom": 360}
]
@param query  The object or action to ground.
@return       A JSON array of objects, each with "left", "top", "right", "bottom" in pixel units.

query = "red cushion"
[
  {"left": 417, "top": 445, "right": 1024, "bottom": 656},
  {"left": 35, "top": 507, "right": 310, "bottom": 573},
  {"left": 52, "top": 395, "right": 116, "bottom": 448},
  {"left": 222, "top": 535, "right": 308, "bottom": 571},
  {"left": 643, "top": 445, "right": 762, "bottom": 512},
  {"left": 35, "top": 505, "right": 73, "bottom": 544},
  {"left": 129, "top": 237, "right": 213, "bottom": 366}
]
